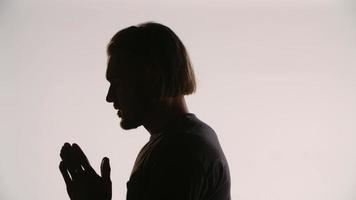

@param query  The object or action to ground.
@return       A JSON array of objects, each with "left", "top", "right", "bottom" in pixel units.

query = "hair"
[{"left": 107, "top": 22, "right": 196, "bottom": 99}]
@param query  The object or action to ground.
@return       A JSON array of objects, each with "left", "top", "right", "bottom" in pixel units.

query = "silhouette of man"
[{"left": 59, "top": 22, "right": 231, "bottom": 200}]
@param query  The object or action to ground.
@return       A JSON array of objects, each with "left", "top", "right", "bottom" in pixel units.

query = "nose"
[{"left": 106, "top": 85, "right": 114, "bottom": 103}]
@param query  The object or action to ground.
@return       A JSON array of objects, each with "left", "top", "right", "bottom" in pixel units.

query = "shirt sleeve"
[{"left": 142, "top": 157, "right": 207, "bottom": 200}]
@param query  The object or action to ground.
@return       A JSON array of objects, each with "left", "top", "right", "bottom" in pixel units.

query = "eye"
[{"left": 111, "top": 79, "right": 121, "bottom": 86}]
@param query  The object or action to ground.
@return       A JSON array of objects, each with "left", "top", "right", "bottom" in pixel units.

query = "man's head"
[{"left": 106, "top": 22, "right": 196, "bottom": 130}]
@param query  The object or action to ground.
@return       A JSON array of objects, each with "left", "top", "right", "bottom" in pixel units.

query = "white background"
[{"left": 1, "top": 0, "right": 356, "bottom": 199}]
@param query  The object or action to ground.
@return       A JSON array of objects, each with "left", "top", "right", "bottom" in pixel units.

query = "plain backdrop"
[{"left": 1, "top": 0, "right": 356, "bottom": 200}]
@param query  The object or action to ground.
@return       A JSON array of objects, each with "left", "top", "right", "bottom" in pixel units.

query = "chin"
[{"left": 119, "top": 117, "right": 142, "bottom": 130}]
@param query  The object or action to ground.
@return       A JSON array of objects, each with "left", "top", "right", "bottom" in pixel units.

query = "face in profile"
[{"left": 105, "top": 55, "right": 149, "bottom": 130}]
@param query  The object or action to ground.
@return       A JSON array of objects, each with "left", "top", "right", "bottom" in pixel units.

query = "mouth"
[
  {"left": 117, "top": 109, "right": 122, "bottom": 117},
  {"left": 113, "top": 104, "right": 122, "bottom": 117}
]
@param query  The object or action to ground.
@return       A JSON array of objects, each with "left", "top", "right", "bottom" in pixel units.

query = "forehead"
[
  {"left": 106, "top": 55, "right": 125, "bottom": 81},
  {"left": 105, "top": 56, "right": 115, "bottom": 81}
]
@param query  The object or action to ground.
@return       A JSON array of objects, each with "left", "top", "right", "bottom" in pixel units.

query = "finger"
[
  {"left": 60, "top": 143, "right": 81, "bottom": 178},
  {"left": 59, "top": 161, "right": 72, "bottom": 185},
  {"left": 72, "top": 143, "right": 95, "bottom": 173},
  {"left": 60, "top": 143, "right": 74, "bottom": 172},
  {"left": 60, "top": 143, "right": 71, "bottom": 161},
  {"left": 100, "top": 157, "right": 111, "bottom": 181}
]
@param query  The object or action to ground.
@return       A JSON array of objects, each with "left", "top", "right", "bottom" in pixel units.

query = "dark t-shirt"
[{"left": 126, "top": 113, "right": 231, "bottom": 200}]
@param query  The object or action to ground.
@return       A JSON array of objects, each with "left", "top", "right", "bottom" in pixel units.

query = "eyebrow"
[
  {"left": 106, "top": 74, "right": 116, "bottom": 83},
  {"left": 106, "top": 69, "right": 121, "bottom": 83}
]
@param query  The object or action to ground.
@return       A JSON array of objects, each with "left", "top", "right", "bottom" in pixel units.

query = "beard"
[
  {"left": 119, "top": 116, "right": 142, "bottom": 130},
  {"left": 118, "top": 102, "right": 147, "bottom": 130},
  {"left": 117, "top": 92, "right": 153, "bottom": 130}
]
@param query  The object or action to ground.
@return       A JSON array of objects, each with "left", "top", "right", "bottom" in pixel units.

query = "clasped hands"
[{"left": 59, "top": 143, "right": 112, "bottom": 200}]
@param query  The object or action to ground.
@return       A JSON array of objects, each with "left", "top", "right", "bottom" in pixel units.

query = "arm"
[{"left": 143, "top": 157, "right": 207, "bottom": 200}]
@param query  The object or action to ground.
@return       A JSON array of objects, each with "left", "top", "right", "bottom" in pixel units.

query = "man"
[{"left": 59, "top": 22, "right": 231, "bottom": 200}]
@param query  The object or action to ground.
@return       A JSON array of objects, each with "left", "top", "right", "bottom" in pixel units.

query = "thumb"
[{"left": 101, "top": 157, "right": 111, "bottom": 180}]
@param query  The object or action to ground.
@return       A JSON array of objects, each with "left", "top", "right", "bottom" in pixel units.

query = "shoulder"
[{"left": 152, "top": 114, "right": 228, "bottom": 171}]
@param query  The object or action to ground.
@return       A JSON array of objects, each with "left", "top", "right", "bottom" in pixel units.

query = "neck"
[{"left": 143, "top": 96, "right": 189, "bottom": 135}]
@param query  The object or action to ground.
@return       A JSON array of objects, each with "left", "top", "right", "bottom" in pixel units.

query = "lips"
[{"left": 113, "top": 104, "right": 122, "bottom": 117}]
